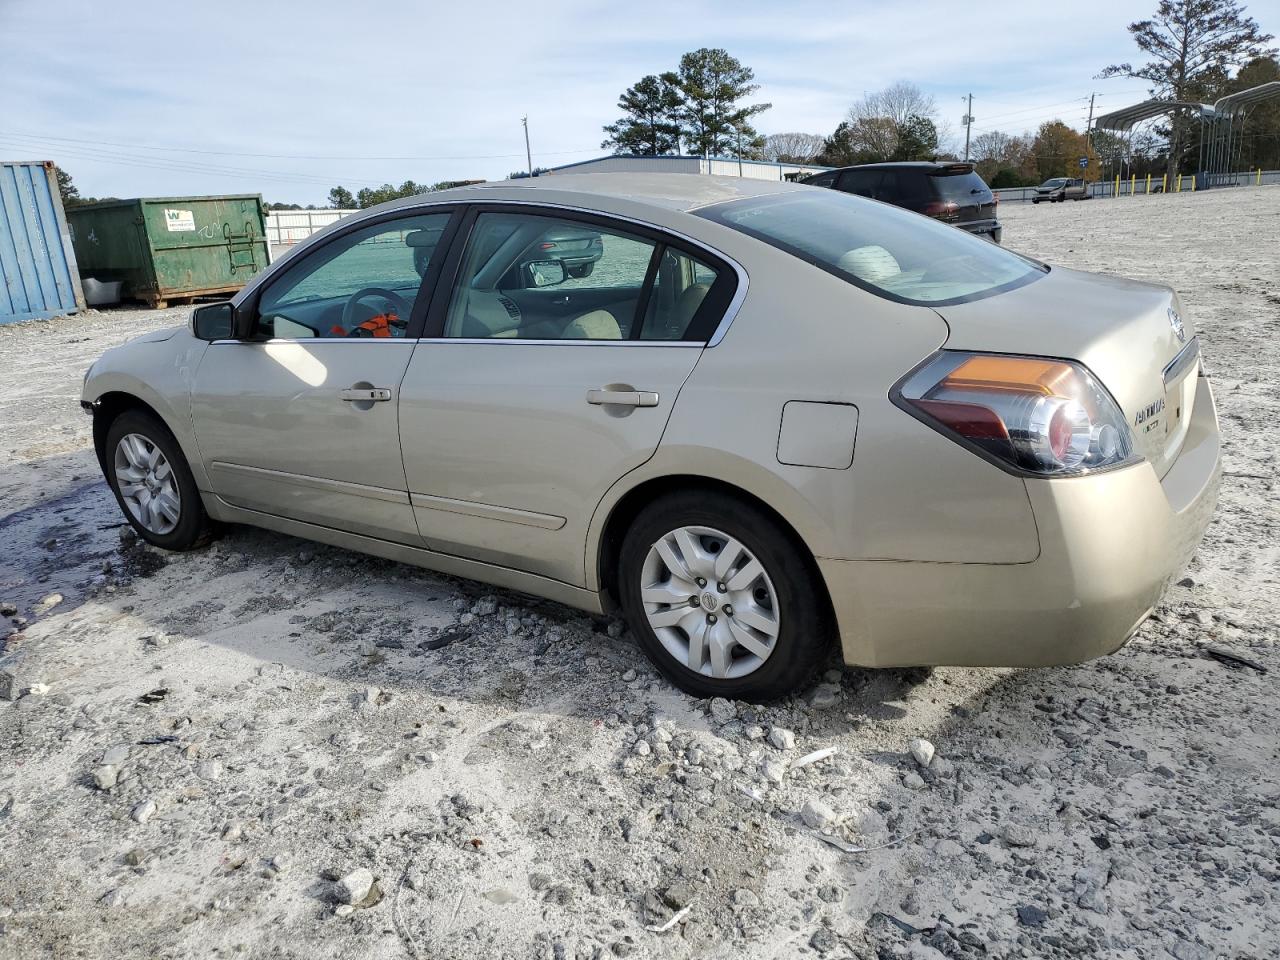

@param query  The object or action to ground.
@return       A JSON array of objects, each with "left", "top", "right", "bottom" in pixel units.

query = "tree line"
[
  {"left": 603, "top": 0, "right": 1276, "bottom": 183},
  {"left": 601, "top": 48, "right": 771, "bottom": 157},
  {"left": 52, "top": 0, "right": 1276, "bottom": 211}
]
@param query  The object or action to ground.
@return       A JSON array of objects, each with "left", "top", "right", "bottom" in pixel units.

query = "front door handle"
[
  {"left": 340, "top": 387, "right": 392, "bottom": 402},
  {"left": 587, "top": 388, "right": 659, "bottom": 408}
]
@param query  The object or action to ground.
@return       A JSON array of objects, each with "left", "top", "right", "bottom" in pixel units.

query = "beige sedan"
[{"left": 82, "top": 174, "right": 1221, "bottom": 701}]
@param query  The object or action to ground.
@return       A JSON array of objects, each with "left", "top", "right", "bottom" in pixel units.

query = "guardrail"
[{"left": 994, "top": 169, "right": 1278, "bottom": 203}]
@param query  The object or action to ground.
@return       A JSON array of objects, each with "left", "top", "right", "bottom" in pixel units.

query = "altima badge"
[{"left": 1168, "top": 306, "right": 1186, "bottom": 343}]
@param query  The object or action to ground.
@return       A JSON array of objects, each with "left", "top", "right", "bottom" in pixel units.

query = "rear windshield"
[
  {"left": 696, "top": 190, "right": 1044, "bottom": 306},
  {"left": 931, "top": 170, "right": 992, "bottom": 202}
]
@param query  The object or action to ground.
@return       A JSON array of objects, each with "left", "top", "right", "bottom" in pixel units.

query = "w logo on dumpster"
[{"left": 163, "top": 208, "right": 195, "bottom": 232}]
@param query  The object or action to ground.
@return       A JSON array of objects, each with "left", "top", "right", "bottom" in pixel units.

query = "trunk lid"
[{"left": 934, "top": 266, "right": 1198, "bottom": 478}]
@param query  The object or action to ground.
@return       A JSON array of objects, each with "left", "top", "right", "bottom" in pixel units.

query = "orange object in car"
[{"left": 331, "top": 313, "right": 399, "bottom": 338}]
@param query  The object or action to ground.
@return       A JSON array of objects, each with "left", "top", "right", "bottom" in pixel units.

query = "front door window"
[{"left": 254, "top": 213, "right": 451, "bottom": 339}]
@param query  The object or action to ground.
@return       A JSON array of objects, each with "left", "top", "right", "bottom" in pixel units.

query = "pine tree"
[
  {"left": 1101, "top": 0, "right": 1276, "bottom": 178},
  {"left": 601, "top": 73, "right": 684, "bottom": 155}
]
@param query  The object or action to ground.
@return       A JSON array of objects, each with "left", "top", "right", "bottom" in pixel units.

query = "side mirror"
[
  {"left": 191, "top": 302, "right": 234, "bottom": 341},
  {"left": 524, "top": 259, "right": 567, "bottom": 288}
]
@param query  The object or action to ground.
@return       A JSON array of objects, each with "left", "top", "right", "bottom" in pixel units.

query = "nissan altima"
[{"left": 82, "top": 174, "right": 1221, "bottom": 701}]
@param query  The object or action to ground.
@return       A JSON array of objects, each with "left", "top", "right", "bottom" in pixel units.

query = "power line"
[
  {"left": 0, "top": 128, "right": 602, "bottom": 162},
  {"left": 965, "top": 88, "right": 1170, "bottom": 137},
  {"left": 0, "top": 136, "right": 382, "bottom": 188}
]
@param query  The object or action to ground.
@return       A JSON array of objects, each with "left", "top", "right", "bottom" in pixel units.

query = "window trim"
[
  {"left": 420, "top": 203, "right": 742, "bottom": 344},
  {"left": 231, "top": 205, "right": 464, "bottom": 341},
  {"left": 226, "top": 198, "right": 749, "bottom": 347}
]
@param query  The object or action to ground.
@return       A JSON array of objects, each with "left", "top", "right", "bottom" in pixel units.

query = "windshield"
[
  {"left": 696, "top": 190, "right": 1044, "bottom": 306},
  {"left": 1041, "top": 178, "right": 1068, "bottom": 188}
]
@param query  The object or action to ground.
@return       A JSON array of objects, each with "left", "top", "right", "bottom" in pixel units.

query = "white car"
[{"left": 83, "top": 174, "right": 1221, "bottom": 701}]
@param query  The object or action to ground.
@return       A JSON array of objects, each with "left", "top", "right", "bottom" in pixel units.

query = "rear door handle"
[
  {"left": 587, "top": 388, "right": 659, "bottom": 408},
  {"left": 340, "top": 387, "right": 392, "bottom": 402}
]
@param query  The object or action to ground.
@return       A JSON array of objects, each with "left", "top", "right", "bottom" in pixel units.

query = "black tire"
[
  {"left": 617, "top": 491, "right": 832, "bottom": 702},
  {"left": 104, "top": 409, "right": 213, "bottom": 551},
  {"left": 567, "top": 262, "right": 595, "bottom": 279}
]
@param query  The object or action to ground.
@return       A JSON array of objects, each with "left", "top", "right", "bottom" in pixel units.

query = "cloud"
[{"left": 0, "top": 0, "right": 1181, "bottom": 202}]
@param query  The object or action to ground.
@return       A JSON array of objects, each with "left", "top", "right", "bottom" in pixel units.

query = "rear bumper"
[{"left": 823, "top": 375, "right": 1221, "bottom": 667}]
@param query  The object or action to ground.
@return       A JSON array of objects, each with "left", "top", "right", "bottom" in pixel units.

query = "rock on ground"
[{"left": 0, "top": 189, "right": 1278, "bottom": 958}]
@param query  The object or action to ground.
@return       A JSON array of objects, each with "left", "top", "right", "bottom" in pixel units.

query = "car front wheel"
[
  {"left": 618, "top": 491, "right": 831, "bottom": 701},
  {"left": 104, "top": 410, "right": 212, "bottom": 550}
]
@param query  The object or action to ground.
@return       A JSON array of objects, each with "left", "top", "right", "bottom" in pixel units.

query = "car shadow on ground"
[{"left": 4, "top": 446, "right": 1272, "bottom": 960}]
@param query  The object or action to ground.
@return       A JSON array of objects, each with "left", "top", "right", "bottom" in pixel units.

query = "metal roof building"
[{"left": 541, "top": 154, "right": 831, "bottom": 182}]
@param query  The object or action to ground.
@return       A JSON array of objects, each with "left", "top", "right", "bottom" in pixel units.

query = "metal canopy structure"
[
  {"left": 1094, "top": 98, "right": 1205, "bottom": 132},
  {"left": 1094, "top": 81, "right": 1280, "bottom": 187}
]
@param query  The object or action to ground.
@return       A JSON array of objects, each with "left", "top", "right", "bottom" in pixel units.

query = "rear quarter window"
[{"left": 695, "top": 189, "right": 1044, "bottom": 306}]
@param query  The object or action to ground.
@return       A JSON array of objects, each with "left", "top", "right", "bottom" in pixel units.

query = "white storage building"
[{"left": 541, "top": 154, "right": 831, "bottom": 182}]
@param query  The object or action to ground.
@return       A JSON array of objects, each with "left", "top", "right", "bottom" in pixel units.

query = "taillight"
[
  {"left": 894, "top": 352, "right": 1138, "bottom": 476},
  {"left": 923, "top": 201, "right": 957, "bottom": 216}
]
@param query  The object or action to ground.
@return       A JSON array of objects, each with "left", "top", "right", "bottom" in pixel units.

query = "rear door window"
[
  {"left": 803, "top": 171, "right": 837, "bottom": 188},
  {"left": 835, "top": 169, "right": 883, "bottom": 198},
  {"left": 639, "top": 248, "right": 721, "bottom": 340}
]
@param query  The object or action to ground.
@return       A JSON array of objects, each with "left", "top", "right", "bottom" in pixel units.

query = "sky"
[{"left": 1, "top": 0, "right": 1256, "bottom": 205}]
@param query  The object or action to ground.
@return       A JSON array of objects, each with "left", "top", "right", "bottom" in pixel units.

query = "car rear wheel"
[
  {"left": 105, "top": 410, "right": 213, "bottom": 550},
  {"left": 618, "top": 491, "right": 831, "bottom": 701}
]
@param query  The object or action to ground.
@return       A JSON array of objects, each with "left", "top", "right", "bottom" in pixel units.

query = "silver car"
[{"left": 82, "top": 174, "right": 1221, "bottom": 701}]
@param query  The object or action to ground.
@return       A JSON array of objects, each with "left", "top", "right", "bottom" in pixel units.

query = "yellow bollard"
[
  {"left": 1259, "top": 168, "right": 1263, "bottom": 186},
  {"left": 1130, "top": 174, "right": 1136, "bottom": 196},
  {"left": 1162, "top": 173, "right": 1168, "bottom": 193},
  {"left": 1191, "top": 174, "right": 1196, "bottom": 192},
  {"left": 1114, "top": 175, "right": 1120, "bottom": 197},
  {"left": 1146, "top": 173, "right": 1152, "bottom": 194},
  {"left": 1176, "top": 175, "right": 1182, "bottom": 193}
]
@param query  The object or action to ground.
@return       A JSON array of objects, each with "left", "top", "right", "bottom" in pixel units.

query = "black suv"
[{"left": 802, "top": 162, "right": 1001, "bottom": 243}]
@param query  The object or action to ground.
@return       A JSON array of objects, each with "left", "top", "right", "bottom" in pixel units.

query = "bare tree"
[
  {"left": 835, "top": 81, "right": 940, "bottom": 162},
  {"left": 848, "top": 81, "right": 938, "bottom": 128},
  {"left": 1101, "top": 0, "right": 1275, "bottom": 179},
  {"left": 762, "top": 132, "right": 825, "bottom": 162}
]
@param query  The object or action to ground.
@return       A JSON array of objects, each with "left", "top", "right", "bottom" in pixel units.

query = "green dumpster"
[{"left": 67, "top": 195, "right": 269, "bottom": 307}]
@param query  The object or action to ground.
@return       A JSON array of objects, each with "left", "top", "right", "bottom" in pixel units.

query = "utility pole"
[
  {"left": 1085, "top": 93, "right": 1096, "bottom": 152},
  {"left": 962, "top": 94, "right": 974, "bottom": 162},
  {"left": 522, "top": 116, "right": 532, "bottom": 177},
  {"left": 1084, "top": 93, "right": 1097, "bottom": 183}
]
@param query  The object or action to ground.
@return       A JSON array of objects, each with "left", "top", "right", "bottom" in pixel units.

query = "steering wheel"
[{"left": 340, "top": 287, "right": 412, "bottom": 335}]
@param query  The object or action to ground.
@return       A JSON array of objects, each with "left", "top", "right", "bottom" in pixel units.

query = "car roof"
[{"left": 369, "top": 173, "right": 805, "bottom": 216}]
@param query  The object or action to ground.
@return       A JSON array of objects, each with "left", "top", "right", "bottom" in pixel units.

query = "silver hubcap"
[
  {"left": 113, "top": 433, "right": 181, "bottom": 535},
  {"left": 640, "top": 525, "right": 780, "bottom": 679}
]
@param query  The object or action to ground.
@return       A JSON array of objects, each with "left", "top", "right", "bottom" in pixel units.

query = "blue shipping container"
[{"left": 1, "top": 160, "right": 85, "bottom": 323}]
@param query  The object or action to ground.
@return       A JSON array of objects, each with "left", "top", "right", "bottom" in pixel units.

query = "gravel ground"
[{"left": 1, "top": 186, "right": 1277, "bottom": 960}]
